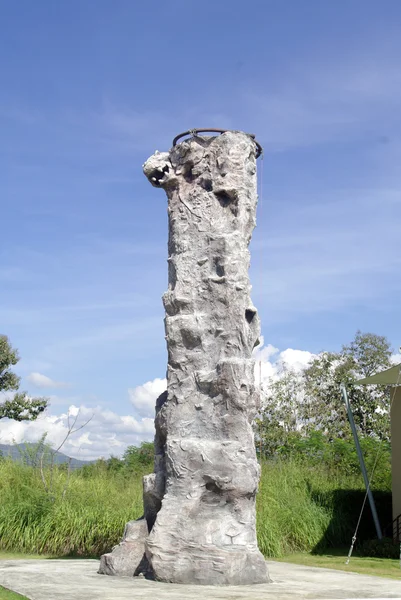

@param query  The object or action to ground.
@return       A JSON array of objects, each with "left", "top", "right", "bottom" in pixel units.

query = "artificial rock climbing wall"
[{"left": 141, "top": 130, "right": 269, "bottom": 585}]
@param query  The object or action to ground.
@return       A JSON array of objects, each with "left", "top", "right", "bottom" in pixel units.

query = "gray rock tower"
[{"left": 99, "top": 130, "right": 269, "bottom": 585}]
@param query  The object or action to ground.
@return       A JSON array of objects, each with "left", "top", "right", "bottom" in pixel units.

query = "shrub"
[
  {"left": 0, "top": 450, "right": 391, "bottom": 558},
  {"left": 359, "top": 537, "right": 399, "bottom": 559}
]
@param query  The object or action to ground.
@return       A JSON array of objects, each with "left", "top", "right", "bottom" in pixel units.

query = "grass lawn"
[
  {"left": 0, "top": 588, "right": 29, "bottom": 600},
  {"left": 0, "top": 552, "right": 49, "bottom": 561},
  {"left": 276, "top": 550, "right": 401, "bottom": 580}
]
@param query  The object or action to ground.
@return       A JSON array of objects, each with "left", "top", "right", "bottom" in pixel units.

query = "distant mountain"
[{"left": 0, "top": 443, "right": 94, "bottom": 469}]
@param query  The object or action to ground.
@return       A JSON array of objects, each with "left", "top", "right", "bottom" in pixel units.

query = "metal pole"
[{"left": 340, "top": 383, "right": 382, "bottom": 540}]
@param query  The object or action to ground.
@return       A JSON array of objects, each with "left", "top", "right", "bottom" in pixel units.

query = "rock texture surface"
[
  {"left": 141, "top": 131, "right": 269, "bottom": 585},
  {"left": 98, "top": 518, "right": 147, "bottom": 577}
]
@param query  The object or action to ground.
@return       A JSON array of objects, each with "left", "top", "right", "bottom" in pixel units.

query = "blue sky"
[{"left": 1, "top": 1, "right": 401, "bottom": 458}]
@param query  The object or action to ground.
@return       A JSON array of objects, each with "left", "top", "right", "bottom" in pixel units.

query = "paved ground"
[{"left": 0, "top": 559, "right": 400, "bottom": 600}]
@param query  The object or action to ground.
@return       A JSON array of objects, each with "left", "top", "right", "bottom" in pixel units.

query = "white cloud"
[
  {"left": 0, "top": 351, "right": 318, "bottom": 461},
  {"left": 253, "top": 339, "right": 315, "bottom": 386},
  {"left": 277, "top": 349, "right": 315, "bottom": 373},
  {"left": 253, "top": 339, "right": 279, "bottom": 382},
  {"left": 391, "top": 353, "right": 401, "bottom": 365},
  {"left": 0, "top": 403, "right": 155, "bottom": 461},
  {"left": 27, "top": 372, "right": 69, "bottom": 389},
  {"left": 128, "top": 377, "right": 166, "bottom": 418}
]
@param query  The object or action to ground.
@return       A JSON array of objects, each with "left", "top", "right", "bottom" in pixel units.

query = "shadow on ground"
[{"left": 311, "top": 488, "right": 393, "bottom": 555}]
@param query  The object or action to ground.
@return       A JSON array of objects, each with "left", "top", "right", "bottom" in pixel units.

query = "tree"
[
  {"left": 256, "top": 367, "right": 304, "bottom": 456},
  {"left": 343, "top": 330, "right": 392, "bottom": 378},
  {"left": 256, "top": 331, "right": 393, "bottom": 454},
  {"left": 303, "top": 351, "right": 353, "bottom": 439},
  {"left": 342, "top": 330, "right": 392, "bottom": 439},
  {"left": 303, "top": 331, "right": 392, "bottom": 439},
  {"left": 123, "top": 442, "right": 154, "bottom": 470},
  {"left": 0, "top": 335, "right": 48, "bottom": 421}
]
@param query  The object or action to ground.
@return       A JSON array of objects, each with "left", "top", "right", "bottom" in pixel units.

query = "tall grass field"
[{"left": 0, "top": 456, "right": 392, "bottom": 558}]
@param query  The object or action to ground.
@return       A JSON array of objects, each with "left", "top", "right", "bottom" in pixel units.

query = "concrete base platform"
[{"left": 0, "top": 559, "right": 400, "bottom": 599}]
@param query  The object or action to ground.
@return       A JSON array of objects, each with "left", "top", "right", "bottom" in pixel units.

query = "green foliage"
[
  {"left": 0, "top": 335, "right": 48, "bottom": 422},
  {"left": 257, "top": 461, "right": 331, "bottom": 557},
  {"left": 343, "top": 330, "right": 393, "bottom": 378},
  {"left": 15, "top": 435, "right": 53, "bottom": 469},
  {"left": 0, "top": 454, "right": 391, "bottom": 559},
  {"left": 0, "top": 458, "right": 144, "bottom": 556},
  {"left": 0, "top": 585, "right": 29, "bottom": 600},
  {"left": 78, "top": 442, "right": 154, "bottom": 480},
  {"left": 303, "top": 351, "right": 352, "bottom": 437},
  {"left": 0, "top": 336, "right": 20, "bottom": 392},
  {"left": 256, "top": 331, "right": 393, "bottom": 455},
  {"left": 275, "top": 552, "right": 401, "bottom": 579},
  {"left": 105, "top": 456, "right": 124, "bottom": 473},
  {"left": 0, "top": 329, "right": 395, "bottom": 561},
  {"left": 257, "top": 461, "right": 392, "bottom": 558},
  {"left": 256, "top": 369, "right": 304, "bottom": 456},
  {"left": 303, "top": 331, "right": 392, "bottom": 439},
  {"left": 359, "top": 537, "right": 399, "bottom": 559},
  {"left": 0, "top": 394, "right": 47, "bottom": 422},
  {"left": 258, "top": 431, "right": 391, "bottom": 491},
  {"left": 123, "top": 442, "right": 154, "bottom": 469},
  {"left": 342, "top": 331, "right": 392, "bottom": 439}
]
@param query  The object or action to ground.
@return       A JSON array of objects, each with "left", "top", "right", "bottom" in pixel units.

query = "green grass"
[
  {"left": 0, "top": 457, "right": 392, "bottom": 559},
  {"left": 257, "top": 461, "right": 331, "bottom": 556},
  {"left": 0, "top": 552, "right": 49, "bottom": 560},
  {"left": 0, "top": 588, "right": 29, "bottom": 600},
  {"left": 0, "top": 456, "right": 394, "bottom": 598},
  {"left": 275, "top": 551, "right": 401, "bottom": 580},
  {"left": 0, "top": 460, "right": 144, "bottom": 556},
  {"left": 256, "top": 460, "right": 391, "bottom": 557}
]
